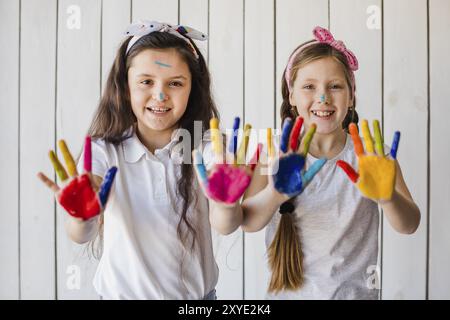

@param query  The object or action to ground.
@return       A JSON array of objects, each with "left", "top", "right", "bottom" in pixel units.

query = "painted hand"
[
  {"left": 193, "top": 117, "right": 262, "bottom": 205},
  {"left": 269, "top": 117, "right": 327, "bottom": 198},
  {"left": 337, "top": 120, "right": 400, "bottom": 201},
  {"left": 37, "top": 136, "right": 117, "bottom": 220}
]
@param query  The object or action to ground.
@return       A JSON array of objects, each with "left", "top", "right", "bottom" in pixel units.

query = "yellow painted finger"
[
  {"left": 210, "top": 118, "right": 222, "bottom": 159},
  {"left": 267, "top": 128, "right": 274, "bottom": 159},
  {"left": 361, "top": 120, "right": 375, "bottom": 154},
  {"left": 49, "top": 150, "right": 68, "bottom": 182},
  {"left": 58, "top": 140, "right": 78, "bottom": 177},
  {"left": 301, "top": 124, "right": 316, "bottom": 156},
  {"left": 237, "top": 124, "right": 252, "bottom": 165},
  {"left": 373, "top": 120, "right": 384, "bottom": 156}
]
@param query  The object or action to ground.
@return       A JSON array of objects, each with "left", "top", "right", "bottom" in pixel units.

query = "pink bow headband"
[
  {"left": 285, "top": 26, "right": 359, "bottom": 94},
  {"left": 124, "top": 20, "right": 208, "bottom": 58}
]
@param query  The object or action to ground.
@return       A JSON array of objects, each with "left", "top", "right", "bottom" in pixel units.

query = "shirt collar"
[{"left": 122, "top": 127, "right": 184, "bottom": 163}]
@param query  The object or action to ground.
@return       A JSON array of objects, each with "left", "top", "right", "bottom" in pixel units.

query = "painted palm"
[
  {"left": 193, "top": 117, "right": 261, "bottom": 205},
  {"left": 270, "top": 117, "right": 327, "bottom": 198},
  {"left": 38, "top": 137, "right": 117, "bottom": 220},
  {"left": 337, "top": 120, "right": 400, "bottom": 201}
]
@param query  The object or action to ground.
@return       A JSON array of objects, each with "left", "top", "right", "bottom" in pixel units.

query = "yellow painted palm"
[{"left": 337, "top": 120, "right": 400, "bottom": 201}]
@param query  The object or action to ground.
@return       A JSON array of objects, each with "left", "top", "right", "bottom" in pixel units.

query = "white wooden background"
[{"left": 1, "top": 0, "right": 449, "bottom": 300}]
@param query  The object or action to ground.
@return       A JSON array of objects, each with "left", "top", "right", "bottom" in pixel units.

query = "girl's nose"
[
  {"left": 153, "top": 91, "right": 168, "bottom": 103},
  {"left": 318, "top": 93, "right": 330, "bottom": 105}
]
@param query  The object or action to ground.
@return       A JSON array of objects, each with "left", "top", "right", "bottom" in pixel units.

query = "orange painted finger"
[{"left": 349, "top": 123, "right": 364, "bottom": 156}]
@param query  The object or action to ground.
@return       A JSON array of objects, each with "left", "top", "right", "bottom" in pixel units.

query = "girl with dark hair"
[{"left": 38, "top": 20, "right": 246, "bottom": 300}]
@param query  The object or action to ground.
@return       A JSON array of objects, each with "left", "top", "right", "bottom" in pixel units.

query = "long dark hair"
[{"left": 87, "top": 31, "right": 219, "bottom": 258}]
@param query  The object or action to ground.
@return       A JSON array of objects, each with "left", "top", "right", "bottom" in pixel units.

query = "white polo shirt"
[{"left": 77, "top": 128, "right": 218, "bottom": 299}]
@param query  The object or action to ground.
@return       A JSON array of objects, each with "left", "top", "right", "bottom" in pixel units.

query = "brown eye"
[
  {"left": 330, "top": 84, "right": 343, "bottom": 90},
  {"left": 169, "top": 81, "right": 183, "bottom": 87}
]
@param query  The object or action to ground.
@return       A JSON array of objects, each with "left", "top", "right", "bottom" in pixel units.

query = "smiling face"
[
  {"left": 127, "top": 48, "right": 192, "bottom": 134},
  {"left": 289, "top": 56, "right": 353, "bottom": 135}
]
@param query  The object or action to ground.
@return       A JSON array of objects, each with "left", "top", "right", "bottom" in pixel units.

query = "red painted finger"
[
  {"left": 336, "top": 160, "right": 359, "bottom": 183},
  {"left": 249, "top": 143, "right": 263, "bottom": 171},
  {"left": 289, "top": 117, "right": 304, "bottom": 151}
]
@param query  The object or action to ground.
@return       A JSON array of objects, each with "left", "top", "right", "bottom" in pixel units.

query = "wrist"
[
  {"left": 264, "top": 184, "right": 289, "bottom": 207},
  {"left": 377, "top": 189, "right": 399, "bottom": 206}
]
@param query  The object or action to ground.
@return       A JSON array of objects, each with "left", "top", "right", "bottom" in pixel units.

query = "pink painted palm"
[{"left": 193, "top": 117, "right": 261, "bottom": 205}]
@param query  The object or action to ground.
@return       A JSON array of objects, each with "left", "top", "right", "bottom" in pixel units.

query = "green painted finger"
[
  {"left": 302, "top": 124, "right": 316, "bottom": 157},
  {"left": 373, "top": 120, "right": 384, "bottom": 156},
  {"left": 49, "top": 150, "right": 68, "bottom": 182}
]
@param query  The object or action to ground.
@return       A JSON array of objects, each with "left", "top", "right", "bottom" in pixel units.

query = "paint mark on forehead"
[{"left": 154, "top": 60, "right": 172, "bottom": 68}]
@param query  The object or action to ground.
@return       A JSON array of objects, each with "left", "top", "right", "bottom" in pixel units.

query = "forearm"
[
  {"left": 241, "top": 185, "right": 287, "bottom": 233},
  {"left": 209, "top": 201, "right": 243, "bottom": 235},
  {"left": 65, "top": 215, "right": 100, "bottom": 244},
  {"left": 380, "top": 190, "right": 421, "bottom": 234}
]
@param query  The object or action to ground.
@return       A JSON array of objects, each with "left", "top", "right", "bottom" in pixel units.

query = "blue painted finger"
[
  {"left": 193, "top": 150, "right": 209, "bottom": 186},
  {"left": 390, "top": 131, "right": 400, "bottom": 159},
  {"left": 280, "top": 118, "right": 293, "bottom": 153},
  {"left": 228, "top": 117, "right": 240, "bottom": 155},
  {"left": 99, "top": 166, "right": 118, "bottom": 207},
  {"left": 302, "top": 157, "right": 327, "bottom": 185}
]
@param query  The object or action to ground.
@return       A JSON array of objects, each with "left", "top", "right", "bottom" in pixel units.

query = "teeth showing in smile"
[
  {"left": 147, "top": 107, "right": 171, "bottom": 114},
  {"left": 311, "top": 110, "right": 335, "bottom": 117}
]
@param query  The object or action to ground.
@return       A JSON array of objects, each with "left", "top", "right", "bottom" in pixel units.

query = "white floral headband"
[{"left": 124, "top": 20, "right": 208, "bottom": 59}]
